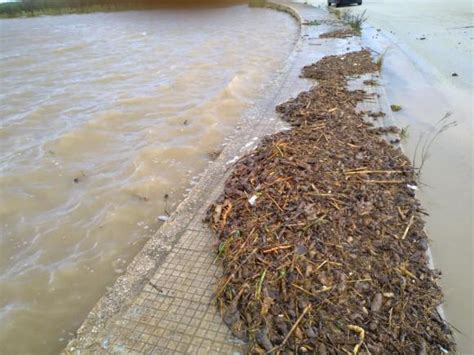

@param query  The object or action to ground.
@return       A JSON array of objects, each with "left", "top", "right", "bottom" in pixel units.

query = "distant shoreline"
[
  {"left": 0, "top": 2, "right": 143, "bottom": 18},
  {"left": 0, "top": 0, "right": 245, "bottom": 18}
]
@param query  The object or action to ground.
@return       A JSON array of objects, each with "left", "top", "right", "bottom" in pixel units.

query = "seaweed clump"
[{"left": 206, "top": 49, "right": 454, "bottom": 354}]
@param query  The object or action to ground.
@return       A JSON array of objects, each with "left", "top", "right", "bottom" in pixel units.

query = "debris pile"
[
  {"left": 301, "top": 49, "right": 377, "bottom": 82},
  {"left": 207, "top": 50, "right": 454, "bottom": 353},
  {"left": 319, "top": 29, "right": 358, "bottom": 39}
]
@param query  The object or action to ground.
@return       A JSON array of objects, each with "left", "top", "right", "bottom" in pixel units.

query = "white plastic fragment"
[
  {"left": 158, "top": 215, "right": 170, "bottom": 222},
  {"left": 226, "top": 156, "right": 239, "bottom": 165},
  {"left": 439, "top": 346, "right": 449, "bottom": 354},
  {"left": 244, "top": 141, "right": 254, "bottom": 149},
  {"left": 248, "top": 195, "right": 258, "bottom": 206},
  {"left": 406, "top": 184, "right": 418, "bottom": 190}
]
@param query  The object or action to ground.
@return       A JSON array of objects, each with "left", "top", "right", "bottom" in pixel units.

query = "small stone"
[
  {"left": 318, "top": 343, "right": 327, "bottom": 355},
  {"left": 417, "top": 239, "right": 429, "bottom": 251},
  {"left": 255, "top": 329, "right": 273, "bottom": 352},
  {"left": 295, "top": 244, "right": 308, "bottom": 255},
  {"left": 294, "top": 326, "right": 304, "bottom": 339},
  {"left": 371, "top": 293, "right": 383, "bottom": 312},
  {"left": 390, "top": 104, "right": 402, "bottom": 112},
  {"left": 306, "top": 327, "right": 317, "bottom": 338},
  {"left": 355, "top": 281, "right": 369, "bottom": 292},
  {"left": 418, "top": 339, "right": 427, "bottom": 355}
]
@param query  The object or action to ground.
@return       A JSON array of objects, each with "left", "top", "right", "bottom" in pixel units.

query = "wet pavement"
[
  {"left": 333, "top": 1, "right": 473, "bottom": 350},
  {"left": 299, "top": 0, "right": 473, "bottom": 350}
]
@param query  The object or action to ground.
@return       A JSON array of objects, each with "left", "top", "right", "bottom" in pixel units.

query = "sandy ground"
[{"left": 298, "top": 0, "right": 473, "bottom": 351}]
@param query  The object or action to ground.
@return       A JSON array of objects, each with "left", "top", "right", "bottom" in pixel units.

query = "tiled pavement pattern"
[
  {"left": 65, "top": 2, "right": 396, "bottom": 354},
  {"left": 103, "top": 239, "right": 239, "bottom": 354}
]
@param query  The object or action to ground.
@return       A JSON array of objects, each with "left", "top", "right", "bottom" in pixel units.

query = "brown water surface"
[{"left": 0, "top": 7, "right": 298, "bottom": 354}]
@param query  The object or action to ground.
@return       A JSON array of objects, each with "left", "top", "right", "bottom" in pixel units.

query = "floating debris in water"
[{"left": 207, "top": 149, "right": 222, "bottom": 161}]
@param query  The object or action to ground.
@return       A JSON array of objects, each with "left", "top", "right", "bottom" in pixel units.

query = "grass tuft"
[
  {"left": 400, "top": 126, "right": 410, "bottom": 141},
  {"left": 342, "top": 10, "right": 367, "bottom": 34},
  {"left": 413, "top": 112, "right": 457, "bottom": 179},
  {"left": 329, "top": 7, "right": 342, "bottom": 19},
  {"left": 374, "top": 48, "right": 389, "bottom": 71}
]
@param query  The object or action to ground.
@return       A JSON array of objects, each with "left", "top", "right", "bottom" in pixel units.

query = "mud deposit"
[
  {"left": 319, "top": 28, "right": 358, "bottom": 39},
  {"left": 207, "top": 50, "right": 454, "bottom": 353}
]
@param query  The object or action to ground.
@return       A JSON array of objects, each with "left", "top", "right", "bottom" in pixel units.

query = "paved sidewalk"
[{"left": 65, "top": 2, "right": 395, "bottom": 353}]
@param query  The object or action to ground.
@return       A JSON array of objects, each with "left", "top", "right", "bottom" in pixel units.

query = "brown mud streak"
[
  {"left": 206, "top": 49, "right": 455, "bottom": 354},
  {"left": 319, "top": 29, "right": 358, "bottom": 39}
]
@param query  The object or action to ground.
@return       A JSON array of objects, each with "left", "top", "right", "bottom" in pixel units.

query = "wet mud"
[
  {"left": 207, "top": 50, "right": 454, "bottom": 353},
  {"left": 319, "top": 29, "right": 358, "bottom": 39}
]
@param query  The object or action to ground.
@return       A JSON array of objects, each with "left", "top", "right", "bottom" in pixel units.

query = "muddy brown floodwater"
[{"left": 0, "top": 7, "right": 298, "bottom": 354}]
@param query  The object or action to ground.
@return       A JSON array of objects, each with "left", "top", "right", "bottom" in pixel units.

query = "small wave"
[
  {"left": 93, "top": 73, "right": 131, "bottom": 84},
  {"left": 85, "top": 110, "right": 126, "bottom": 129},
  {"left": 52, "top": 43, "right": 87, "bottom": 54},
  {"left": 117, "top": 96, "right": 155, "bottom": 106},
  {"left": 47, "top": 126, "right": 115, "bottom": 157},
  {"left": 225, "top": 73, "right": 245, "bottom": 96}
]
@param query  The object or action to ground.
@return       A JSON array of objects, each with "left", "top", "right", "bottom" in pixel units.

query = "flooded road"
[
  {"left": 302, "top": 0, "right": 473, "bottom": 350},
  {"left": 350, "top": 2, "right": 473, "bottom": 351},
  {"left": 0, "top": 7, "right": 298, "bottom": 354}
]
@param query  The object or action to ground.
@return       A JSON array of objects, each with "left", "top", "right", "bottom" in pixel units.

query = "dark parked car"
[{"left": 328, "top": 0, "right": 362, "bottom": 6}]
